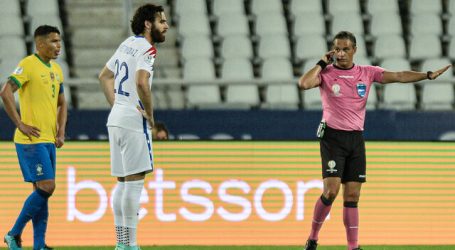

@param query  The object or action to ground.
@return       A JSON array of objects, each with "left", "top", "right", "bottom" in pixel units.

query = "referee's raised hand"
[{"left": 427, "top": 64, "right": 452, "bottom": 80}]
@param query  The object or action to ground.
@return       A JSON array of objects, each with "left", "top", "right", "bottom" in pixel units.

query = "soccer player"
[
  {"left": 152, "top": 121, "right": 169, "bottom": 140},
  {"left": 299, "top": 31, "right": 451, "bottom": 250},
  {"left": 98, "top": 4, "right": 168, "bottom": 250},
  {"left": 0, "top": 25, "right": 67, "bottom": 250}
]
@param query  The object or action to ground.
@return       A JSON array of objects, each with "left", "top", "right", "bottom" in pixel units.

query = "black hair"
[
  {"left": 332, "top": 31, "right": 357, "bottom": 47},
  {"left": 130, "top": 4, "right": 164, "bottom": 36},
  {"left": 34, "top": 25, "right": 60, "bottom": 38},
  {"left": 154, "top": 121, "right": 169, "bottom": 135}
]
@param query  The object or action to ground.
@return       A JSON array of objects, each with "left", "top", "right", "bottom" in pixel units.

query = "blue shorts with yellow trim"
[{"left": 15, "top": 143, "right": 56, "bottom": 183}]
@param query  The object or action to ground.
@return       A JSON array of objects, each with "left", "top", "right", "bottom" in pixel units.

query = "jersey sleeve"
[
  {"left": 137, "top": 46, "right": 156, "bottom": 75},
  {"left": 55, "top": 63, "right": 65, "bottom": 93},
  {"left": 106, "top": 52, "right": 117, "bottom": 72},
  {"left": 9, "top": 59, "right": 29, "bottom": 88},
  {"left": 369, "top": 65, "right": 385, "bottom": 83}
]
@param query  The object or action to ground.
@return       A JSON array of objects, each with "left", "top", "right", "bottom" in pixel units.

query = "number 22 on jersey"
[{"left": 114, "top": 59, "right": 130, "bottom": 97}]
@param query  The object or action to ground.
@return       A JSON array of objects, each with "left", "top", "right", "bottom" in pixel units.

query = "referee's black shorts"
[{"left": 320, "top": 126, "right": 366, "bottom": 183}]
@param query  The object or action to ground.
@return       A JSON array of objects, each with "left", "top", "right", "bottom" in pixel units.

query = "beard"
[{"left": 151, "top": 28, "right": 165, "bottom": 43}]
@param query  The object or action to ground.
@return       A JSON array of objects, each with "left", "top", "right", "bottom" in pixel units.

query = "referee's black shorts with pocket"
[{"left": 320, "top": 126, "right": 366, "bottom": 183}]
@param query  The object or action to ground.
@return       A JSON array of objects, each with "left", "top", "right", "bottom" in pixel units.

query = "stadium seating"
[
  {"left": 373, "top": 35, "right": 407, "bottom": 60},
  {"left": 290, "top": 0, "right": 323, "bottom": 14},
  {"left": 409, "top": 0, "right": 442, "bottom": 15},
  {"left": 302, "top": 87, "right": 322, "bottom": 110},
  {"left": 212, "top": 0, "right": 245, "bottom": 16},
  {"left": 26, "top": 0, "right": 59, "bottom": 16},
  {"left": 221, "top": 35, "right": 254, "bottom": 60},
  {"left": 216, "top": 12, "right": 250, "bottom": 37},
  {"left": 18, "top": 0, "right": 452, "bottom": 111},
  {"left": 174, "top": 0, "right": 207, "bottom": 16},
  {"left": 366, "top": 0, "right": 400, "bottom": 14},
  {"left": 380, "top": 58, "right": 412, "bottom": 72},
  {"left": 292, "top": 13, "right": 326, "bottom": 37},
  {"left": 330, "top": 13, "right": 364, "bottom": 36},
  {"left": 295, "top": 36, "right": 328, "bottom": 62},
  {"left": 421, "top": 83, "right": 454, "bottom": 110},
  {"left": 410, "top": 13, "right": 443, "bottom": 36},
  {"left": 180, "top": 35, "right": 214, "bottom": 60},
  {"left": 327, "top": 0, "right": 361, "bottom": 14},
  {"left": 369, "top": 12, "right": 403, "bottom": 36},
  {"left": 408, "top": 36, "right": 442, "bottom": 62},
  {"left": 262, "top": 58, "right": 299, "bottom": 109},
  {"left": 254, "top": 12, "right": 288, "bottom": 37},
  {"left": 0, "top": 14, "right": 24, "bottom": 37},
  {"left": 250, "top": 0, "right": 283, "bottom": 15},
  {"left": 258, "top": 34, "right": 291, "bottom": 60},
  {"left": 382, "top": 84, "right": 417, "bottom": 110},
  {"left": 367, "top": 84, "right": 378, "bottom": 110}
]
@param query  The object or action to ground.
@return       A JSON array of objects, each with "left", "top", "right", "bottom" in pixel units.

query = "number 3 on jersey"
[{"left": 114, "top": 59, "right": 130, "bottom": 97}]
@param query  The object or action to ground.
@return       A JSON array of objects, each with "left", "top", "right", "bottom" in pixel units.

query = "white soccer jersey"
[{"left": 106, "top": 36, "right": 156, "bottom": 132}]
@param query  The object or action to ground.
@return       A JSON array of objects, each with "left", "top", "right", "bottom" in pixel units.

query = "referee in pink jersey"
[{"left": 298, "top": 31, "right": 451, "bottom": 250}]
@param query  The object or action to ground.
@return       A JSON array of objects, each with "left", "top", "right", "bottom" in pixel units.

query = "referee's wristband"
[
  {"left": 427, "top": 71, "right": 434, "bottom": 80},
  {"left": 316, "top": 60, "right": 328, "bottom": 70}
]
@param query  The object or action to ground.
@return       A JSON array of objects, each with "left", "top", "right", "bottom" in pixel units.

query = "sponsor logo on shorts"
[
  {"left": 36, "top": 164, "right": 44, "bottom": 176},
  {"left": 327, "top": 160, "right": 337, "bottom": 173},
  {"left": 359, "top": 175, "right": 366, "bottom": 178}
]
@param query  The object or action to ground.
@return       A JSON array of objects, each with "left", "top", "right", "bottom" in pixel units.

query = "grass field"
[{"left": 4, "top": 246, "right": 455, "bottom": 250}]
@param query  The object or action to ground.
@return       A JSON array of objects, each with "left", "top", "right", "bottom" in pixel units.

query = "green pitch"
[{"left": 14, "top": 247, "right": 455, "bottom": 249}]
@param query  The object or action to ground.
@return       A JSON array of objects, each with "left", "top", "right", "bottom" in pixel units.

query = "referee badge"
[{"left": 356, "top": 83, "right": 366, "bottom": 98}]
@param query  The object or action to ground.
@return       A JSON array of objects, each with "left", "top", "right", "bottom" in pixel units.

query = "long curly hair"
[{"left": 130, "top": 4, "right": 164, "bottom": 36}]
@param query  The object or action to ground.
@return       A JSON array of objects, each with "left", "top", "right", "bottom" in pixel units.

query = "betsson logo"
[{"left": 66, "top": 167, "right": 323, "bottom": 223}]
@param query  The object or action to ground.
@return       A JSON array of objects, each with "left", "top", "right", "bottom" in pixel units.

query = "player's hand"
[
  {"left": 55, "top": 135, "right": 65, "bottom": 148},
  {"left": 136, "top": 105, "right": 154, "bottom": 129},
  {"left": 428, "top": 64, "right": 452, "bottom": 80},
  {"left": 322, "top": 50, "right": 335, "bottom": 64},
  {"left": 18, "top": 122, "right": 40, "bottom": 141}
]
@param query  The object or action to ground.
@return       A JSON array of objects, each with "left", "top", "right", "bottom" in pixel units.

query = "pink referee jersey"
[{"left": 318, "top": 64, "right": 385, "bottom": 131}]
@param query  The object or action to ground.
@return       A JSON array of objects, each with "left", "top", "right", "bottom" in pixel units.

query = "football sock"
[
  {"left": 113, "top": 182, "right": 126, "bottom": 244},
  {"left": 309, "top": 195, "right": 333, "bottom": 240},
  {"left": 10, "top": 188, "right": 50, "bottom": 237},
  {"left": 32, "top": 199, "right": 49, "bottom": 250},
  {"left": 123, "top": 180, "right": 144, "bottom": 246},
  {"left": 343, "top": 201, "right": 359, "bottom": 250}
]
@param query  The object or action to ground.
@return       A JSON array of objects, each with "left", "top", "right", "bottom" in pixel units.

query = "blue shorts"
[{"left": 15, "top": 143, "right": 56, "bottom": 183}]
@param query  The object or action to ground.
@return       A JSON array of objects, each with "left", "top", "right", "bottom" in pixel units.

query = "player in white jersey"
[{"left": 98, "top": 4, "right": 168, "bottom": 250}]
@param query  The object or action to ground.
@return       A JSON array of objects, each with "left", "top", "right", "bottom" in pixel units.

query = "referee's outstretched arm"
[{"left": 381, "top": 64, "right": 452, "bottom": 84}]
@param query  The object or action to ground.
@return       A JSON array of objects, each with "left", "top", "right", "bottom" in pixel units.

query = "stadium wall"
[
  {"left": 1, "top": 110, "right": 455, "bottom": 141},
  {"left": 0, "top": 141, "right": 454, "bottom": 247}
]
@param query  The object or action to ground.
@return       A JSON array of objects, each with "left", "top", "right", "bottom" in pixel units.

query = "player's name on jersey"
[{"left": 119, "top": 44, "right": 139, "bottom": 56}]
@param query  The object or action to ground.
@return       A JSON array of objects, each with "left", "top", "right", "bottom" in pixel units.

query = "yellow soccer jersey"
[{"left": 9, "top": 54, "right": 64, "bottom": 144}]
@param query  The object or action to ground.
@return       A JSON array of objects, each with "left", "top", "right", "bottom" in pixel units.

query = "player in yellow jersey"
[{"left": 0, "top": 25, "right": 67, "bottom": 250}]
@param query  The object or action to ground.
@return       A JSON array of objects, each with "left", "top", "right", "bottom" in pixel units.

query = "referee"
[{"left": 299, "top": 31, "right": 451, "bottom": 250}]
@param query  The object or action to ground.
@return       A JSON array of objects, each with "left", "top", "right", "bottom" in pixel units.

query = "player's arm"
[
  {"left": 382, "top": 64, "right": 451, "bottom": 84},
  {"left": 98, "top": 66, "right": 115, "bottom": 106},
  {"left": 136, "top": 69, "right": 154, "bottom": 128},
  {"left": 0, "top": 79, "right": 40, "bottom": 140},
  {"left": 55, "top": 86, "right": 67, "bottom": 148},
  {"left": 298, "top": 51, "right": 334, "bottom": 90}
]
